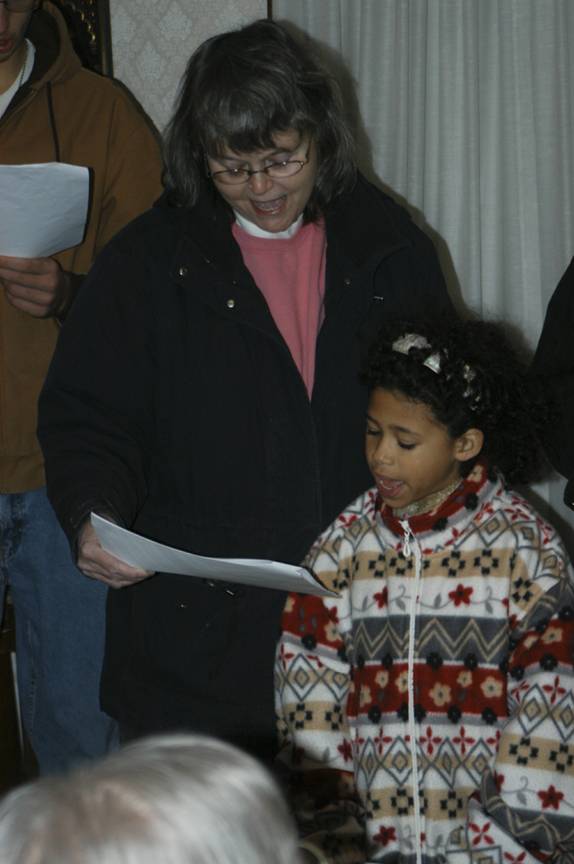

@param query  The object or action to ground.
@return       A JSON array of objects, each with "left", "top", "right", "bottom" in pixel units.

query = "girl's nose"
[{"left": 373, "top": 440, "right": 394, "bottom": 466}]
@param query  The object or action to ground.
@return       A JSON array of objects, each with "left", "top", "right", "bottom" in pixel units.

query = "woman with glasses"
[{"left": 38, "top": 19, "right": 454, "bottom": 759}]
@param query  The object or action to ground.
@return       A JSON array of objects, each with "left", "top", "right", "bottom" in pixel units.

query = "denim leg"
[{"left": 0, "top": 489, "right": 119, "bottom": 774}]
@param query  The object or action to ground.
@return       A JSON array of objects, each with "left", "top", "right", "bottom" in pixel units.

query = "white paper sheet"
[
  {"left": 0, "top": 162, "right": 90, "bottom": 257},
  {"left": 91, "top": 513, "right": 336, "bottom": 597}
]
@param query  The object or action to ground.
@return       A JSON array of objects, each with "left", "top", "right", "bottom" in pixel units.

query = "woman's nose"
[{"left": 247, "top": 169, "right": 274, "bottom": 195}]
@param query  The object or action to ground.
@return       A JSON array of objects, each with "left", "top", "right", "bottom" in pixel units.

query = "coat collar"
[
  {"left": 375, "top": 463, "right": 504, "bottom": 553},
  {"left": 160, "top": 171, "right": 410, "bottom": 281},
  {"left": 165, "top": 187, "right": 246, "bottom": 285},
  {"left": 159, "top": 174, "right": 413, "bottom": 348},
  {"left": 163, "top": 189, "right": 288, "bottom": 346}
]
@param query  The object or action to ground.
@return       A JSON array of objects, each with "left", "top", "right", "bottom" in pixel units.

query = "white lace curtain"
[{"left": 273, "top": 0, "right": 574, "bottom": 546}]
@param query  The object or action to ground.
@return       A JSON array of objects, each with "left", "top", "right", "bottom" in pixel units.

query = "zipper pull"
[{"left": 400, "top": 519, "right": 414, "bottom": 558}]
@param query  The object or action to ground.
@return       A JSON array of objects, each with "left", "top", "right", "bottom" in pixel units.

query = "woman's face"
[{"left": 206, "top": 129, "right": 318, "bottom": 233}]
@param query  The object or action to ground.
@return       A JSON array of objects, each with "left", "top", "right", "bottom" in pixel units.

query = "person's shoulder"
[
  {"left": 313, "top": 488, "right": 379, "bottom": 554},
  {"left": 345, "top": 173, "right": 438, "bottom": 251},
  {"left": 98, "top": 198, "right": 182, "bottom": 258},
  {"left": 485, "top": 482, "right": 540, "bottom": 524},
  {"left": 341, "top": 173, "right": 396, "bottom": 218},
  {"left": 56, "top": 63, "right": 113, "bottom": 98},
  {"left": 546, "top": 257, "right": 574, "bottom": 313},
  {"left": 334, "top": 487, "right": 379, "bottom": 534},
  {"left": 351, "top": 173, "right": 412, "bottom": 222},
  {"left": 301, "top": 489, "right": 379, "bottom": 600},
  {"left": 489, "top": 484, "right": 571, "bottom": 559},
  {"left": 558, "top": 256, "right": 574, "bottom": 286},
  {"left": 63, "top": 67, "right": 157, "bottom": 128}
]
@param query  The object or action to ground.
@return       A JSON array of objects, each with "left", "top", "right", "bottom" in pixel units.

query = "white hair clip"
[
  {"left": 391, "top": 333, "right": 441, "bottom": 374},
  {"left": 462, "top": 363, "right": 480, "bottom": 408}
]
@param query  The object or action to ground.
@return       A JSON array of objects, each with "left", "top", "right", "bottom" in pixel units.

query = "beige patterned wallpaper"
[{"left": 110, "top": 0, "right": 266, "bottom": 134}]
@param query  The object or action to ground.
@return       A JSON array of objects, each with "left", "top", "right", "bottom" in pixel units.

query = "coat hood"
[{"left": 26, "top": 1, "right": 82, "bottom": 90}]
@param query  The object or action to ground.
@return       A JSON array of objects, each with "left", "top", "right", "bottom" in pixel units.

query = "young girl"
[{"left": 275, "top": 319, "right": 574, "bottom": 864}]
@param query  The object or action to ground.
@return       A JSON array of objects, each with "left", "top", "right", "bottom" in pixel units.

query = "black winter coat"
[
  {"left": 531, "top": 257, "right": 574, "bottom": 509},
  {"left": 39, "top": 175, "right": 454, "bottom": 756}
]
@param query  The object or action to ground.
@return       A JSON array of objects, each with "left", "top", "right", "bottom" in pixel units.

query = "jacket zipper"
[{"left": 400, "top": 519, "right": 423, "bottom": 864}]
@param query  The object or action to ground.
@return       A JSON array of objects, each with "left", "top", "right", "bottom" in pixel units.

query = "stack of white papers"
[
  {"left": 0, "top": 162, "right": 90, "bottom": 257},
  {"left": 91, "top": 513, "right": 336, "bottom": 597}
]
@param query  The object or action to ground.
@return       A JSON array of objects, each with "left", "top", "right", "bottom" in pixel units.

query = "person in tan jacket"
[{"left": 0, "top": 0, "right": 162, "bottom": 772}]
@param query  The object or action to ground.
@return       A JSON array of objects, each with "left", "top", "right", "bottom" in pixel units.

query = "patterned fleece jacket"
[{"left": 275, "top": 464, "right": 574, "bottom": 864}]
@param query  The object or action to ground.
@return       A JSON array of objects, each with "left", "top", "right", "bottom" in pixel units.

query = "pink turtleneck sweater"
[{"left": 232, "top": 219, "right": 327, "bottom": 397}]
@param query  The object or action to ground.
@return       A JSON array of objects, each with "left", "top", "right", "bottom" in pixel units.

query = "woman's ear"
[{"left": 455, "top": 428, "right": 484, "bottom": 463}]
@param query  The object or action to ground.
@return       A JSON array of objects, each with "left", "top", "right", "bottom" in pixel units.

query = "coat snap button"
[
  {"left": 178, "top": 265, "right": 188, "bottom": 277},
  {"left": 344, "top": 276, "right": 352, "bottom": 286},
  {"left": 226, "top": 298, "right": 236, "bottom": 309}
]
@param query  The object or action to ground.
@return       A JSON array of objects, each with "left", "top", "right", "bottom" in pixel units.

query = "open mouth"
[
  {"left": 251, "top": 195, "right": 286, "bottom": 216},
  {"left": 376, "top": 476, "right": 405, "bottom": 498}
]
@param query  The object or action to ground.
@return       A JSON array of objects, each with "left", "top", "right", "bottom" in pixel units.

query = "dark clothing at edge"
[{"left": 531, "top": 257, "right": 574, "bottom": 510}]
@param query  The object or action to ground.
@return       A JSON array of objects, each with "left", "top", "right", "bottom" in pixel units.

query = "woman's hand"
[{"left": 77, "top": 521, "right": 154, "bottom": 588}]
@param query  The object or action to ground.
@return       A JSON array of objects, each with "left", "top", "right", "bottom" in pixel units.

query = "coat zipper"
[{"left": 400, "top": 519, "right": 423, "bottom": 864}]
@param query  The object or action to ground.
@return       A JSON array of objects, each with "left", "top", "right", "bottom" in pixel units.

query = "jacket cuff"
[{"left": 67, "top": 500, "right": 126, "bottom": 560}]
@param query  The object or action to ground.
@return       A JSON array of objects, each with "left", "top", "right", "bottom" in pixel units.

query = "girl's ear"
[{"left": 454, "top": 428, "right": 484, "bottom": 463}]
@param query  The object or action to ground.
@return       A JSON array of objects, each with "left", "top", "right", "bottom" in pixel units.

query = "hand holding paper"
[
  {"left": 78, "top": 520, "right": 154, "bottom": 590},
  {"left": 0, "top": 162, "right": 90, "bottom": 318},
  {"left": 0, "top": 254, "right": 71, "bottom": 318}
]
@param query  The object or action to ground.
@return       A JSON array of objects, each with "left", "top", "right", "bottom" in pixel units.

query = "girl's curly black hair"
[{"left": 363, "top": 318, "right": 550, "bottom": 485}]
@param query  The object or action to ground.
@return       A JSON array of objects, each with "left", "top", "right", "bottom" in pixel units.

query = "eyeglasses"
[
  {"left": 207, "top": 145, "right": 310, "bottom": 186},
  {"left": 0, "top": 0, "right": 36, "bottom": 11}
]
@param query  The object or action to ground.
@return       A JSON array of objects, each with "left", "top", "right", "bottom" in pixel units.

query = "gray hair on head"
[
  {"left": 0, "top": 734, "right": 302, "bottom": 864},
  {"left": 163, "top": 18, "right": 356, "bottom": 216}
]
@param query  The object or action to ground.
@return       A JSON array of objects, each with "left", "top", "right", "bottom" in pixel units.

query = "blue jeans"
[{"left": 0, "top": 488, "right": 118, "bottom": 774}]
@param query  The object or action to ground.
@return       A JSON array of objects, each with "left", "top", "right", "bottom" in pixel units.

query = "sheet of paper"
[
  {"left": 91, "top": 514, "right": 336, "bottom": 597},
  {"left": 0, "top": 162, "right": 90, "bottom": 257}
]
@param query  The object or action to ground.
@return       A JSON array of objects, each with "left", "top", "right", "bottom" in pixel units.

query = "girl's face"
[
  {"left": 366, "top": 388, "right": 474, "bottom": 510},
  {"left": 206, "top": 129, "right": 318, "bottom": 233}
]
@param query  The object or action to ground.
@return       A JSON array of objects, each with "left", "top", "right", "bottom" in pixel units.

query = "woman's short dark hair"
[
  {"left": 163, "top": 19, "right": 356, "bottom": 218},
  {"left": 363, "top": 318, "right": 551, "bottom": 485}
]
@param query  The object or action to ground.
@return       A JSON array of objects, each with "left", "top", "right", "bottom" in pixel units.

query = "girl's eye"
[
  {"left": 398, "top": 441, "right": 416, "bottom": 451},
  {"left": 366, "top": 426, "right": 380, "bottom": 437}
]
